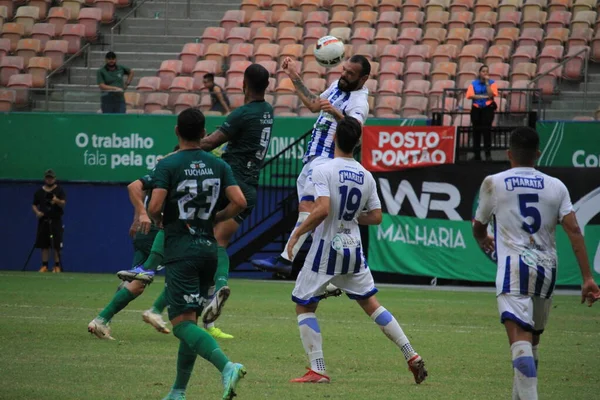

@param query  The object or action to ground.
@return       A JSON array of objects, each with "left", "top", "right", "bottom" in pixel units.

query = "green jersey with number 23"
[
  {"left": 152, "top": 149, "right": 238, "bottom": 262},
  {"left": 220, "top": 100, "right": 274, "bottom": 187}
]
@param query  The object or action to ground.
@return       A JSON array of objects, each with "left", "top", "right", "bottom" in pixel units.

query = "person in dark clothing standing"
[
  {"left": 203, "top": 73, "right": 231, "bottom": 115},
  {"left": 97, "top": 51, "right": 134, "bottom": 114},
  {"left": 466, "top": 65, "right": 498, "bottom": 161},
  {"left": 32, "top": 169, "right": 67, "bottom": 273}
]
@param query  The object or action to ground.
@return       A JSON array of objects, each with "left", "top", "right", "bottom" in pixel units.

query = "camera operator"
[{"left": 32, "top": 169, "right": 66, "bottom": 273}]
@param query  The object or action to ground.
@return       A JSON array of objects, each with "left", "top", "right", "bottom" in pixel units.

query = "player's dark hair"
[
  {"left": 203, "top": 73, "right": 215, "bottom": 81},
  {"left": 349, "top": 55, "right": 371, "bottom": 77},
  {"left": 177, "top": 108, "right": 206, "bottom": 141},
  {"left": 335, "top": 117, "right": 362, "bottom": 154},
  {"left": 509, "top": 127, "right": 539, "bottom": 165},
  {"left": 105, "top": 51, "right": 116, "bottom": 59},
  {"left": 244, "top": 63, "right": 270, "bottom": 94}
]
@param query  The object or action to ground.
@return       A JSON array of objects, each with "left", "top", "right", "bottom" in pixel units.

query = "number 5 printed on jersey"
[{"left": 519, "top": 193, "right": 541, "bottom": 234}]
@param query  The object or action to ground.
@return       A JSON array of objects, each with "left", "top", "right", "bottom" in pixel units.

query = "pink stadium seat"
[
  {"left": 0, "top": 56, "right": 24, "bottom": 86},
  {"left": 277, "top": 59, "right": 302, "bottom": 82},
  {"left": 258, "top": 60, "right": 277, "bottom": 76},
  {"left": 306, "top": 77, "right": 326, "bottom": 93},
  {"left": 8, "top": 73, "right": 32, "bottom": 106},
  {"left": 192, "top": 60, "right": 217, "bottom": 90},
  {"left": 429, "top": 79, "right": 456, "bottom": 99},
  {"left": 174, "top": 94, "right": 200, "bottom": 114},
  {"left": 512, "top": 45, "right": 537, "bottom": 69},
  {"left": 447, "top": 28, "right": 470, "bottom": 50},
  {"left": 299, "top": 0, "right": 322, "bottom": 18},
  {"left": 305, "top": 11, "right": 329, "bottom": 30},
  {"left": 302, "top": 61, "right": 326, "bottom": 80},
  {"left": 364, "top": 78, "right": 377, "bottom": 94},
  {"left": 201, "top": 27, "right": 225, "bottom": 46},
  {"left": 432, "top": 44, "right": 459, "bottom": 66},
  {"left": 62, "top": 0, "right": 84, "bottom": 20},
  {"left": 254, "top": 43, "right": 280, "bottom": 62},
  {"left": 494, "top": 27, "right": 519, "bottom": 49},
  {"left": 15, "top": 6, "right": 40, "bottom": 36},
  {"left": 226, "top": 60, "right": 252, "bottom": 81},
  {"left": 275, "top": 77, "right": 295, "bottom": 93},
  {"left": 248, "top": 10, "right": 272, "bottom": 35},
  {"left": 404, "top": 79, "right": 431, "bottom": 97},
  {"left": 488, "top": 62, "right": 510, "bottom": 80},
  {"left": 43, "top": 39, "right": 68, "bottom": 70},
  {"left": 546, "top": 11, "right": 571, "bottom": 30},
  {"left": 31, "top": 24, "right": 56, "bottom": 50},
  {"left": 430, "top": 61, "right": 457, "bottom": 83},
  {"left": 498, "top": 0, "right": 521, "bottom": 16},
  {"left": 448, "top": 11, "right": 473, "bottom": 30},
  {"left": 563, "top": 46, "right": 589, "bottom": 81},
  {"left": 449, "top": 0, "right": 474, "bottom": 13},
  {"left": 522, "top": 0, "right": 544, "bottom": 18},
  {"left": 1, "top": 23, "right": 25, "bottom": 52},
  {"left": 378, "top": 61, "right": 404, "bottom": 82},
  {"left": 353, "top": 10, "right": 378, "bottom": 29},
  {"left": 350, "top": 27, "right": 375, "bottom": 49},
  {"left": 401, "top": 0, "right": 426, "bottom": 14},
  {"left": 279, "top": 43, "right": 302, "bottom": 61},
  {"left": 457, "top": 61, "right": 483, "bottom": 88},
  {"left": 377, "top": 79, "right": 403, "bottom": 95},
  {"left": 522, "top": 10, "right": 547, "bottom": 29},
  {"left": 430, "top": 97, "right": 458, "bottom": 114},
  {"left": 497, "top": 11, "right": 521, "bottom": 30},
  {"left": 355, "top": 44, "right": 377, "bottom": 60},
  {"left": 179, "top": 43, "right": 205, "bottom": 75},
  {"left": 144, "top": 92, "right": 169, "bottom": 114},
  {"left": 204, "top": 43, "right": 229, "bottom": 74},
  {"left": 16, "top": 39, "right": 41, "bottom": 67},
  {"left": 406, "top": 45, "right": 433, "bottom": 69},
  {"left": 158, "top": 60, "right": 182, "bottom": 90},
  {"left": 226, "top": 27, "right": 251, "bottom": 46},
  {"left": 517, "top": 28, "right": 543, "bottom": 47},
  {"left": 422, "top": 28, "right": 447, "bottom": 51},
  {"left": 124, "top": 92, "right": 141, "bottom": 110},
  {"left": 330, "top": 0, "right": 355, "bottom": 14},
  {"left": 304, "top": 27, "right": 328, "bottom": 47},
  {"left": 168, "top": 76, "right": 194, "bottom": 108},
  {"left": 399, "top": 11, "right": 425, "bottom": 30},
  {"left": 136, "top": 76, "right": 160, "bottom": 92},
  {"left": 270, "top": 0, "right": 293, "bottom": 23},
  {"left": 376, "top": 11, "right": 401, "bottom": 29},
  {"left": 536, "top": 62, "right": 562, "bottom": 96},
  {"left": 325, "top": 63, "right": 343, "bottom": 86},
  {"left": 484, "top": 44, "right": 511, "bottom": 65},
  {"left": 278, "top": 26, "right": 302, "bottom": 48},
  {"left": 225, "top": 76, "right": 245, "bottom": 93},
  {"left": 543, "top": 28, "right": 569, "bottom": 47},
  {"left": 374, "top": 27, "right": 398, "bottom": 55},
  {"left": 221, "top": 10, "right": 245, "bottom": 36},
  {"left": 404, "top": 61, "right": 431, "bottom": 86},
  {"left": 229, "top": 43, "right": 254, "bottom": 63},
  {"left": 48, "top": 8, "right": 71, "bottom": 37},
  {"left": 277, "top": 10, "right": 302, "bottom": 30},
  {"left": 508, "top": 80, "right": 532, "bottom": 112},
  {"left": 61, "top": 24, "right": 85, "bottom": 54},
  {"left": 426, "top": 0, "right": 449, "bottom": 16},
  {"left": 474, "top": 0, "right": 499, "bottom": 15},
  {"left": 0, "top": 89, "right": 15, "bottom": 111},
  {"left": 375, "top": 95, "right": 402, "bottom": 117},
  {"left": 94, "top": 0, "right": 117, "bottom": 24},
  {"left": 329, "top": 11, "right": 354, "bottom": 29},
  {"left": 241, "top": 0, "right": 261, "bottom": 21},
  {"left": 379, "top": 44, "right": 406, "bottom": 66},
  {"left": 425, "top": 10, "right": 449, "bottom": 30},
  {"left": 273, "top": 94, "right": 299, "bottom": 114},
  {"left": 571, "top": 10, "right": 596, "bottom": 31},
  {"left": 538, "top": 45, "right": 564, "bottom": 70},
  {"left": 0, "top": 38, "right": 10, "bottom": 58},
  {"left": 329, "top": 27, "right": 351, "bottom": 43},
  {"left": 568, "top": 27, "right": 593, "bottom": 49},
  {"left": 0, "top": 1, "right": 13, "bottom": 20},
  {"left": 397, "top": 28, "right": 423, "bottom": 52},
  {"left": 78, "top": 7, "right": 101, "bottom": 40},
  {"left": 401, "top": 96, "right": 428, "bottom": 117},
  {"left": 510, "top": 62, "right": 537, "bottom": 83},
  {"left": 458, "top": 44, "right": 484, "bottom": 70},
  {"left": 473, "top": 11, "right": 497, "bottom": 30},
  {"left": 468, "top": 28, "right": 495, "bottom": 52},
  {"left": 355, "top": 0, "right": 377, "bottom": 14},
  {"left": 591, "top": 30, "right": 600, "bottom": 62}
]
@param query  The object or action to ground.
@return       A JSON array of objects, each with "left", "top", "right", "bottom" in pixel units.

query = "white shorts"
[
  {"left": 297, "top": 156, "right": 332, "bottom": 202},
  {"left": 292, "top": 267, "right": 378, "bottom": 305},
  {"left": 497, "top": 294, "right": 552, "bottom": 334}
]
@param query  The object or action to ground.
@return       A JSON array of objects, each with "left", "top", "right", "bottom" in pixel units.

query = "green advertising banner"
[
  {"left": 0, "top": 113, "right": 425, "bottom": 183},
  {"left": 537, "top": 121, "right": 600, "bottom": 167},
  {"left": 368, "top": 165, "right": 600, "bottom": 286}
]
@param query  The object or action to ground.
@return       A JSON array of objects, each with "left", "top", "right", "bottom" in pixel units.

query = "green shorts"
[
  {"left": 165, "top": 256, "right": 218, "bottom": 321},
  {"left": 218, "top": 180, "right": 256, "bottom": 224},
  {"left": 131, "top": 226, "right": 163, "bottom": 267}
]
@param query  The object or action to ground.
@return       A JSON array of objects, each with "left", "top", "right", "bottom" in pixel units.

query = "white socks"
[
  {"left": 281, "top": 212, "right": 311, "bottom": 261},
  {"left": 511, "top": 341, "right": 538, "bottom": 400},
  {"left": 297, "top": 313, "right": 325, "bottom": 373},
  {"left": 370, "top": 306, "right": 416, "bottom": 361}
]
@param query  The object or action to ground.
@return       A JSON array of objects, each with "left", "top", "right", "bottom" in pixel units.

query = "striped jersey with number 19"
[
  {"left": 475, "top": 167, "right": 573, "bottom": 299},
  {"left": 304, "top": 157, "right": 381, "bottom": 276}
]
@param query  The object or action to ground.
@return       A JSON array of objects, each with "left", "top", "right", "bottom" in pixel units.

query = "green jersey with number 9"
[
  {"left": 152, "top": 149, "right": 238, "bottom": 262},
  {"left": 220, "top": 100, "right": 274, "bottom": 187}
]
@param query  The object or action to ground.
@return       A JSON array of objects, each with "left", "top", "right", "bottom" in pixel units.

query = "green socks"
[
  {"left": 214, "top": 246, "right": 229, "bottom": 292},
  {"left": 173, "top": 341, "right": 197, "bottom": 390},
  {"left": 173, "top": 321, "right": 230, "bottom": 372},
  {"left": 151, "top": 288, "right": 167, "bottom": 314},
  {"left": 144, "top": 230, "right": 165, "bottom": 271},
  {"left": 98, "top": 287, "right": 138, "bottom": 321}
]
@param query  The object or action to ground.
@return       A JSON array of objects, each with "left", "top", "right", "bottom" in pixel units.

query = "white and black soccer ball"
[{"left": 314, "top": 36, "right": 345, "bottom": 68}]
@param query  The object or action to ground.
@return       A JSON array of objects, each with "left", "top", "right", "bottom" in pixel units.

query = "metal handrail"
[
  {"left": 45, "top": 43, "right": 92, "bottom": 111},
  {"left": 110, "top": 0, "right": 151, "bottom": 49},
  {"left": 528, "top": 47, "right": 590, "bottom": 110}
]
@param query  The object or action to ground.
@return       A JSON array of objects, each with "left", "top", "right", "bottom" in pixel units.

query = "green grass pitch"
[{"left": 1, "top": 272, "right": 599, "bottom": 399}]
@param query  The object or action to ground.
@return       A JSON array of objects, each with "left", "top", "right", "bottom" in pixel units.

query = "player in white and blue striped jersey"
[
  {"left": 473, "top": 127, "right": 600, "bottom": 400},
  {"left": 286, "top": 117, "right": 427, "bottom": 385},
  {"left": 252, "top": 55, "right": 370, "bottom": 276}
]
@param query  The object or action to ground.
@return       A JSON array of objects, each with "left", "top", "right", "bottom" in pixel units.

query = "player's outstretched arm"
[
  {"left": 199, "top": 129, "right": 228, "bottom": 152},
  {"left": 283, "top": 57, "right": 321, "bottom": 112},
  {"left": 561, "top": 212, "right": 600, "bottom": 306},
  {"left": 215, "top": 186, "right": 247, "bottom": 223},
  {"left": 358, "top": 209, "right": 382, "bottom": 225},
  {"left": 148, "top": 188, "right": 167, "bottom": 228}
]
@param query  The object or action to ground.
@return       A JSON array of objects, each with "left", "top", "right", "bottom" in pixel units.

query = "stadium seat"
[
  {"left": 279, "top": 43, "right": 302, "bottom": 61},
  {"left": 468, "top": 28, "right": 494, "bottom": 52},
  {"left": 397, "top": 28, "right": 423, "bottom": 51},
  {"left": 493, "top": 27, "right": 519, "bottom": 49},
  {"left": 406, "top": 45, "right": 433, "bottom": 69},
  {"left": 591, "top": 30, "right": 600, "bottom": 62},
  {"left": 201, "top": 27, "right": 225, "bottom": 46},
  {"left": 0, "top": 37, "right": 9, "bottom": 58},
  {"left": 306, "top": 77, "right": 326, "bottom": 93},
  {"left": 1, "top": 23, "right": 25, "bottom": 53},
  {"left": 304, "top": 27, "right": 328, "bottom": 47},
  {"left": 150, "top": 109, "right": 174, "bottom": 115},
  {"left": 179, "top": 43, "right": 205, "bottom": 75},
  {"left": 258, "top": 60, "right": 277, "bottom": 76},
  {"left": 277, "top": 10, "right": 302, "bottom": 30},
  {"left": 192, "top": 60, "right": 218, "bottom": 90},
  {"left": 517, "top": 27, "right": 543, "bottom": 47},
  {"left": 369, "top": 61, "right": 380, "bottom": 78},
  {"left": 512, "top": 45, "right": 537, "bottom": 69},
  {"left": 426, "top": 0, "right": 450, "bottom": 16},
  {"left": 0, "top": 88, "right": 15, "bottom": 111},
  {"left": 350, "top": 27, "right": 375, "bottom": 49},
  {"left": 325, "top": 62, "right": 342, "bottom": 85},
  {"left": 510, "top": 62, "right": 537, "bottom": 82},
  {"left": 174, "top": 93, "right": 200, "bottom": 114},
  {"left": 248, "top": 11, "right": 272, "bottom": 36},
  {"left": 432, "top": 44, "right": 459, "bottom": 66},
  {"left": 167, "top": 76, "right": 193, "bottom": 108},
  {"left": 497, "top": 10, "right": 521, "bottom": 29},
  {"left": 254, "top": 43, "right": 280, "bottom": 62},
  {"left": 302, "top": 61, "right": 325, "bottom": 80},
  {"left": 277, "top": 59, "right": 302, "bottom": 82},
  {"left": 364, "top": 78, "right": 377, "bottom": 94},
  {"left": 449, "top": 0, "right": 474, "bottom": 13},
  {"left": 374, "top": 27, "right": 398, "bottom": 54},
  {"left": 548, "top": 0, "right": 570, "bottom": 13},
  {"left": 453, "top": 113, "right": 471, "bottom": 127},
  {"left": 572, "top": 0, "right": 595, "bottom": 14},
  {"left": 353, "top": 10, "right": 378, "bottom": 29},
  {"left": 43, "top": 39, "right": 68, "bottom": 70},
  {"left": 61, "top": 24, "right": 85, "bottom": 54},
  {"left": 404, "top": 79, "right": 431, "bottom": 97},
  {"left": 16, "top": 39, "right": 41, "bottom": 67},
  {"left": 228, "top": 43, "right": 253, "bottom": 64},
  {"left": 422, "top": 28, "right": 447, "bottom": 51},
  {"left": 508, "top": 80, "right": 532, "bottom": 112},
  {"left": 401, "top": 0, "right": 426, "bottom": 14},
  {"left": 474, "top": 0, "right": 499, "bottom": 15},
  {"left": 48, "top": 8, "right": 71, "bottom": 37},
  {"left": 353, "top": 44, "right": 377, "bottom": 61},
  {"left": 225, "top": 75, "right": 244, "bottom": 93},
  {"left": 376, "top": 79, "right": 402, "bottom": 96},
  {"left": 425, "top": 11, "right": 449, "bottom": 31},
  {"left": 205, "top": 43, "right": 229, "bottom": 73},
  {"left": 521, "top": 10, "right": 546, "bottom": 29},
  {"left": 94, "top": 0, "right": 116, "bottom": 24},
  {"left": 488, "top": 62, "right": 510, "bottom": 80},
  {"left": 571, "top": 11, "right": 596, "bottom": 31},
  {"left": 546, "top": 11, "right": 571, "bottom": 30},
  {"left": 329, "top": 11, "right": 354, "bottom": 29},
  {"left": 448, "top": 11, "right": 473, "bottom": 30},
  {"left": 220, "top": 10, "right": 245, "bottom": 36},
  {"left": 8, "top": 73, "right": 32, "bottom": 106},
  {"left": 299, "top": 0, "right": 322, "bottom": 19},
  {"left": 329, "top": 27, "right": 351, "bottom": 44},
  {"left": 115, "top": 0, "right": 131, "bottom": 8},
  {"left": 15, "top": 6, "right": 40, "bottom": 36},
  {"left": 136, "top": 76, "right": 160, "bottom": 92},
  {"left": 378, "top": 61, "right": 404, "bottom": 82},
  {"left": 143, "top": 92, "right": 169, "bottom": 114},
  {"left": 538, "top": 45, "right": 564, "bottom": 70},
  {"left": 568, "top": 27, "right": 593, "bottom": 48},
  {"left": 62, "top": 0, "right": 84, "bottom": 20},
  {"left": 278, "top": 26, "right": 302, "bottom": 47},
  {"left": 0, "top": 3, "right": 11, "bottom": 21},
  {"left": 458, "top": 44, "right": 484, "bottom": 69},
  {"left": 484, "top": 44, "right": 511, "bottom": 65},
  {"left": 273, "top": 94, "right": 299, "bottom": 114},
  {"left": 330, "top": 0, "right": 355, "bottom": 14},
  {"left": 226, "top": 27, "right": 251, "bottom": 46},
  {"left": 563, "top": 45, "right": 589, "bottom": 80},
  {"left": 456, "top": 61, "right": 482, "bottom": 88},
  {"left": 124, "top": 91, "right": 141, "bottom": 110},
  {"left": 400, "top": 96, "right": 428, "bottom": 117},
  {"left": 305, "top": 11, "right": 329, "bottom": 31},
  {"left": 404, "top": 61, "right": 431, "bottom": 86},
  {"left": 270, "top": 0, "right": 293, "bottom": 23},
  {"left": 241, "top": 0, "right": 261, "bottom": 21},
  {"left": 376, "top": 11, "right": 401, "bottom": 29},
  {"left": 275, "top": 77, "right": 295, "bottom": 93},
  {"left": 447, "top": 28, "right": 470, "bottom": 50},
  {"left": 429, "top": 79, "right": 456, "bottom": 99},
  {"left": 355, "top": 0, "right": 377, "bottom": 13},
  {"left": 498, "top": 0, "right": 521, "bottom": 16},
  {"left": 473, "top": 11, "right": 497, "bottom": 30},
  {"left": 379, "top": 44, "right": 406, "bottom": 66},
  {"left": 536, "top": 62, "right": 561, "bottom": 96},
  {"left": 374, "top": 95, "right": 402, "bottom": 116},
  {"left": 430, "top": 97, "right": 457, "bottom": 113},
  {"left": 78, "top": 8, "right": 101, "bottom": 40},
  {"left": 543, "top": 28, "right": 569, "bottom": 47},
  {"left": 399, "top": 11, "right": 425, "bottom": 30},
  {"left": 430, "top": 61, "right": 457, "bottom": 83},
  {"left": 522, "top": 0, "right": 544, "bottom": 18},
  {"left": 0, "top": 56, "right": 24, "bottom": 86},
  {"left": 158, "top": 60, "right": 182, "bottom": 90}
]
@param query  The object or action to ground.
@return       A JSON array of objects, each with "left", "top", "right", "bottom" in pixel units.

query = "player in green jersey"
[
  {"left": 148, "top": 108, "right": 247, "bottom": 400},
  {"left": 195, "top": 63, "right": 273, "bottom": 339}
]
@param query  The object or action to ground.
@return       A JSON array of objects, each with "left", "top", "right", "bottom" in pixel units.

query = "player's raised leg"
[{"left": 118, "top": 229, "right": 165, "bottom": 283}]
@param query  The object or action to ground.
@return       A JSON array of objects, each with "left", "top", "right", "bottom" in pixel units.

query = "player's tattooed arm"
[{"left": 291, "top": 77, "right": 321, "bottom": 112}]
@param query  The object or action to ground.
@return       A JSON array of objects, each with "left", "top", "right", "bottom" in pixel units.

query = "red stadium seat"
[
  {"left": 458, "top": 44, "right": 484, "bottom": 70},
  {"left": 48, "top": 8, "right": 71, "bottom": 37},
  {"left": 374, "top": 27, "right": 398, "bottom": 55},
  {"left": 278, "top": 26, "right": 302, "bottom": 48},
  {"left": 425, "top": 10, "right": 449, "bottom": 30},
  {"left": 174, "top": 93, "right": 200, "bottom": 114},
  {"left": 563, "top": 46, "right": 589, "bottom": 81},
  {"left": 404, "top": 79, "right": 431, "bottom": 97},
  {"left": 201, "top": 27, "right": 225, "bottom": 46},
  {"left": 494, "top": 27, "right": 520, "bottom": 49},
  {"left": 143, "top": 92, "right": 169, "bottom": 114},
  {"left": 305, "top": 11, "right": 329, "bottom": 30},
  {"left": 350, "top": 27, "right": 375, "bottom": 49},
  {"left": 355, "top": 0, "right": 377, "bottom": 14},
  {"left": 484, "top": 45, "right": 511, "bottom": 65},
  {"left": 377, "top": 79, "right": 403, "bottom": 96},
  {"left": 538, "top": 45, "right": 564, "bottom": 70},
  {"left": 447, "top": 28, "right": 470, "bottom": 50},
  {"left": 353, "top": 10, "right": 378, "bottom": 30},
  {"left": 205, "top": 43, "right": 229, "bottom": 73},
  {"left": 400, "top": 96, "right": 428, "bottom": 117},
  {"left": 488, "top": 62, "right": 510, "bottom": 80},
  {"left": 546, "top": 11, "right": 571, "bottom": 30},
  {"left": 43, "top": 39, "right": 68, "bottom": 70},
  {"left": 397, "top": 28, "right": 423, "bottom": 52},
  {"left": 251, "top": 26, "right": 278, "bottom": 47},
  {"left": 221, "top": 10, "right": 245, "bottom": 36},
  {"left": 78, "top": 7, "right": 101, "bottom": 40},
  {"left": 468, "top": 28, "right": 495, "bottom": 52},
  {"left": 429, "top": 79, "right": 456, "bottom": 100},
  {"left": 517, "top": 28, "right": 543, "bottom": 47},
  {"left": 456, "top": 61, "right": 483, "bottom": 88},
  {"left": 302, "top": 61, "right": 326, "bottom": 80},
  {"left": 512, "top": 45, "right": 537, "bottom": 69},
  {"left": 226, "top": 27, "right": 251, "bottom": 46},
  {"left": 379, "top": 44, "right": 406, "bottom": 66},
  {"left": 273, "top": 94, "right": 299, "bottom": 114},
  {"left": 473, "top": 11, "right": 497, "bottom": 30},
  {"left": 354, "top": 44, "right": 377, "bottom": 60},
  {"left": 279, "top": 43, "right": 303, "bottom": 61},
  {"left": 94, "top": 0, "right": 117, "bottom": 24},
  {"left": 304, "top": 27, "right": 328, "bottom": 48},
  {"left": 299, "top": 0, "right": 323, "bottom": 20},
  {"left": 432, "top": 44, "right": 459, "bottom": 67},
  {"left": 8, "top": 73, "right": 32, "bottom": 106},
  {"left": 254, "top": 43, "right": 280, "bottom": 62},
  {"left": 430, "top": 61, "right": 457, "bottom": 83},
  {"left": 448, "top": 11, "right": 473, "bottom": 30},
  {"left": 497, "top": 10, "right": 521, "bottom": 30},
  {"left": 474, "top": 0, "right": 498, "bottom": 15},
  {"left": 543, "top": 28, "right": 569, "bottom": 47},
  {"left": 16, "top": 39, "right": 41, "bottom": 67},
  {"left": 406, "top": 45, "right": 433, "bottom": 70},
  {"left": 376, "top": 11, "right": 401, "bottom": 29},
  {"left": 229, "top": 43, "right": 254, "bottom": 63},
  {"left": 241, "top": 0, "right": 261, "bottom": 21},
  {"left": 404, "top": 61, "right": 431, "bottom": 86},
  {"left": 375, "top": 95, "right": 402, "bottom": 117},
  {"left": 33, "top": 23, "right": 57, "bottom": 47},
  {"left": 1, "top": 23, "right": 25, "bottom": 53},
  {"left": 510, "top": 62, "right": 537, "bottom": 83},
  {"left": 399, "top": 11, "right": 425, "bottom": 30},
  {"left": 0, "top": 56, "right": 24, "bottom": 86},
  {"left": 158, "top": 60, "right": 183, "bottom": 90},
  {"left": 179, "top": 43, "right": 205, "bottom": 75},
  {"left": 61, "top": 24, "right": 86, "bottom": 54},
  {"left": 378, "top": 61, "right": 404, "bottom": 82},
  {"left": 536, "top": 62, "right": 562, "bottom": 96},
  {"left": 168, "top": 76, "right": 193, "bottom": 108},
  {"left": 329, "top": 11, "right": 354, "bottom": 29}
]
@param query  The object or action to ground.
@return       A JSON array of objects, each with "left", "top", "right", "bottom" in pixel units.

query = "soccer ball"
[{"left": 314, "top": 36, "right": 345, "bottom": 68}]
